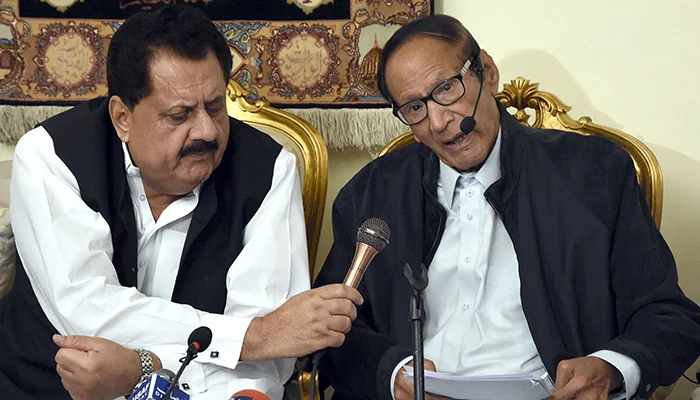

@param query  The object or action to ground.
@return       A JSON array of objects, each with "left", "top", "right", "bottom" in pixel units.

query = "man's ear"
[
  {"left": 108, "top": 96, "right": 132, "bottom": 143},
  {"left": 479, "top": 49, "right": 500, "bottom": 96}
]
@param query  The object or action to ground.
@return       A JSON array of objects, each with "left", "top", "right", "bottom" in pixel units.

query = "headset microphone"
[{"left": 459, "top": 56, "right": 485, "bottom": 135}]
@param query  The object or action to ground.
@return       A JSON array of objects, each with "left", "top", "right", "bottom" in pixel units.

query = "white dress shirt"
[
  {"left": 10, "top": 126, "right": 310, "bottom": 400},
  {"left": 390, "top": 130, "right": 640, "bottom": 399}
]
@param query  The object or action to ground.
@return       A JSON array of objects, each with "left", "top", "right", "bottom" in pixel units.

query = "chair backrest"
[
  {"left": 0, "top": 159, "right": 14, "bottom": 300},
  {"left": 379, "top": 77, "right": 663, "bottom": 228},
  {"left": 226, "top": 80, "right": 328, "bottom": 277}
]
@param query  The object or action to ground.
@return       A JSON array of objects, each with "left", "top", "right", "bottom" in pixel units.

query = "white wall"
[{"left": 438, "top": 0, "right": 699, "bottom": 398}]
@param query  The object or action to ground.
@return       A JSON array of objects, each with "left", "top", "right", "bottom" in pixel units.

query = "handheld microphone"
[
  {"left": 459, "top": 57, "right": 485, "bottom": 135},
  {"left": 161, "top": 326, "right": 212, "bottom": 400},
  {"left": 128, "top": 369, "right": 190, "bottom": 400},
  {"left": 311, "top": 218, "right": 391, "bottom": 400},
  {"left": 228, "top": 389, "right": 272, "bottom": 400},
  {"left": 342, "top": 217, "right": 391, "bottom": 289}
]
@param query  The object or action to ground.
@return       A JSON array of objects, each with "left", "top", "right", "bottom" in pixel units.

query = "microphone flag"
[{"left": 128, "top": 373, "right": 190, "bottom": 400}]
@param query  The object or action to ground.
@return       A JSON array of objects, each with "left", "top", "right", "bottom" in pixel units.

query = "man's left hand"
[
  {"left": 548, "top": 356, "right": 622, "bottom": 400},
  {"left": 53, "top": 334, "right": 152, "bottom": 400}
]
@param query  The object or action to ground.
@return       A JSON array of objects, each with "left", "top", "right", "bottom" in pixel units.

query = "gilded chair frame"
[
  {"left": 226, "top": 80, "right": 329, "bottom": 277},
  {"left": 379, "top": 77, "right": 664, "bottom": 228}
]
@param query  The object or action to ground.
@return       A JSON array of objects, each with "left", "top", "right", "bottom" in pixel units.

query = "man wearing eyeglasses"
[{"left": 314, "top": 14, "right": 700, "bottom": 400}]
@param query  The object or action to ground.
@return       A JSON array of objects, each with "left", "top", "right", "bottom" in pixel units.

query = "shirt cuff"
[
  {"left": 589, "top": 350, "right": 641, "bottom": 400},
  {"left": 390, "top": 356, "right": 414, "bottom": 400},
  {"left": 195, "top": 314, "right": 254, "bottom": 370}
]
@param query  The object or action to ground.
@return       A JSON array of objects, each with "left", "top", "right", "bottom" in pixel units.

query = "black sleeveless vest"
[{"left": 0, "top": 97, "right": 282, "bottom": 398}]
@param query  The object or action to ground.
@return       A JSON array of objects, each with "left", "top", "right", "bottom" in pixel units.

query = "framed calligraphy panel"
[{"left": 0, "top": 0, "right": 433, "bottom": 106}]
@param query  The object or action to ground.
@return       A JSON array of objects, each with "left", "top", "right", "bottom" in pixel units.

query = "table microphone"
[
  {"left": 228, "top": 389, "right": 271, "bottom": 400},
  {"left": 161, "top": 326, "right": 213, "bottom": 400}
]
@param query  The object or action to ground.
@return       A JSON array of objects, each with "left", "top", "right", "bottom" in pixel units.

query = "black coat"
[{"left": 314, "top": 106, "right": 700, "bottom": 400}]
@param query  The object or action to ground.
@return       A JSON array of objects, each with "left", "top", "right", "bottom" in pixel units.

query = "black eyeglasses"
[{"left": 393, "top": 56, "right": 479, "bottom": 126}]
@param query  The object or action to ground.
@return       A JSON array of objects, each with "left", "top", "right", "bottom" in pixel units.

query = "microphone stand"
[
  {"left": 162, "top": 350, "right": 198, "bottom": 400},
  {"left": 403, "top": 263, "right": 428, "bottom": 400}
]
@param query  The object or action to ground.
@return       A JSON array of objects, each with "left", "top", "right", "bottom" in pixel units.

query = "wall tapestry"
[{"left": 0, "top": 0, "right": 433, "bottom": 106}]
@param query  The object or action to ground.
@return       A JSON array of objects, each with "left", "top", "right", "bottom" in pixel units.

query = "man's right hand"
[
  {"left": 394, "top": 359, "right": 450, "bottom": 400},
  {"left": 240, "top": 284, "right": 363, "bottom": 360}
]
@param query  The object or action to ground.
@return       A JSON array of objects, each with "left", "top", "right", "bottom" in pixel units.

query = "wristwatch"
[{"left": 133, "top": 349, "right": 154, "bottom": 381}]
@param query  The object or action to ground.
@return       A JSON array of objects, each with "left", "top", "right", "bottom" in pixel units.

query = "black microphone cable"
[{"left": 309, "top": 349, "right": 326, "bottom": 400}]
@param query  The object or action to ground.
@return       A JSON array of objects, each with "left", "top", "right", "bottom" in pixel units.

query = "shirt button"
[
  {"left": 466, "top": 190, "right": 474, "bottom": 197},
  {"left": 461, "top": 303, "right": 469, "bottom": 310},
  {"left": 466, "top": 213, "right": 473, "bottom": 220},
  {"left": 464, "top": 256, "right": 471, "bottom": 263},
  {"left": 139, "top": 194, "right": 146, "bottom": 201}
]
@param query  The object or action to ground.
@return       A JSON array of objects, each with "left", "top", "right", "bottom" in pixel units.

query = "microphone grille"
[
  {"left": 188, "top": 326, "right": 213, "bottom": 353},
  {"left": 460, "top": 117, "right": 476, "bottom": 134},
  {"left": 357, "top": 218, "right": 390, "bottom": 252}
]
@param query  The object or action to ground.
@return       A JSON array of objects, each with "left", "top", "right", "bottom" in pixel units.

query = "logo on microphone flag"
[{"left": 128, "top": 373, "right": 190, "bottom": 400}]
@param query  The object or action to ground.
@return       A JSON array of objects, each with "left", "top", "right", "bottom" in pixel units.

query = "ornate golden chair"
[
  {"left": 226, "top": 80, "right": 328, "bottom": 275},
  {"left": 379, "top": 77, "right": 663, "bottom": 228}
]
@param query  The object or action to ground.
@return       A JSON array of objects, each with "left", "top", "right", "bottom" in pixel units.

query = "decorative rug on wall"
[{"left": 0, "top": 0, "right": 433, "bottom": 106}]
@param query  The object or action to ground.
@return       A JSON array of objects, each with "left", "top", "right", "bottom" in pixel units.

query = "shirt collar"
[
  {"left": 438, "top": 126, "right": 503, "bottom": 205},
  {"left": 122, "top": 141, "right": 139, "bottom": 176}
]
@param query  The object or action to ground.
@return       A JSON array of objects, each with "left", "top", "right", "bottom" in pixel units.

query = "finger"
[
  {"left": 56, "top": 363, "right": 74, "bottom": 379},
  {"left": 425, "top": 358, "right": 438, "bottom": 372},
  {"left": 326, "top": 315, "right": 352, "bottom": 334},
  {"left": 55, "top": 348, "right": 87, "bottom": 373},
  {"left": 326, "top": 298, "right": 358, "bottom": 320},
  {"left": 552, "top": 375, "right": 589, "bottom": 400},
  {"left": 394, "top": 369, "right": 414, "bottom": 400},
  {"left": 53, "top": 334, "right": 101, "bottom": 352},
  {"left": 314, "top": 284, "right": 364, "bottom": 305},
  {"left": 553, "top": 359, "right": 575, "bottom": 393},
  {"left": 323, "top": 331, "right": 346, "bottom": 348}
]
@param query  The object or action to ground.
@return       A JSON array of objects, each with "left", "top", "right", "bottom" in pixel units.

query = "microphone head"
[
  {"left": 155, "top": 368, "right": 176, "bottom": 383},
  {"left": 229, "top": 389, "right": 271, "bottom": 400},
  {"left": 188, "top": 326, "right": 213, "bottom": 353},
  {"left": 357, "top": 218, "right": 390, "bottom": 252},
  {"left": 460, "top": 116, "right": 476, "bottom": 134}
]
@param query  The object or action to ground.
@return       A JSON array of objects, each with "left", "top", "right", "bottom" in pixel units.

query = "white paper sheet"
[{"left": 402, "top": 367, "right": 626, "bottom": 400}]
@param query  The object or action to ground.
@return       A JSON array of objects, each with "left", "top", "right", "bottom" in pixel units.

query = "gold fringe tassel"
[{"left": 0, "top": 105, "right": 407, "bottom": 150}]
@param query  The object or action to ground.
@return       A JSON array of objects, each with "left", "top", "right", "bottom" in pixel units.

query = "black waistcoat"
[{"left": 0, "top": 97, "right": 281, "bottom": 398}]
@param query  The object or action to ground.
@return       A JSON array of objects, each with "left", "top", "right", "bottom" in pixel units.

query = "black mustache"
[{"left": 179, "top": 140, "right": 219, "bottom": 157}]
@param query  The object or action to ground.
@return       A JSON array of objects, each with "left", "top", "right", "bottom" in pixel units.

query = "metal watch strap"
[{"left": 133, "top": 348, "right": 154, "bottom": 380}]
